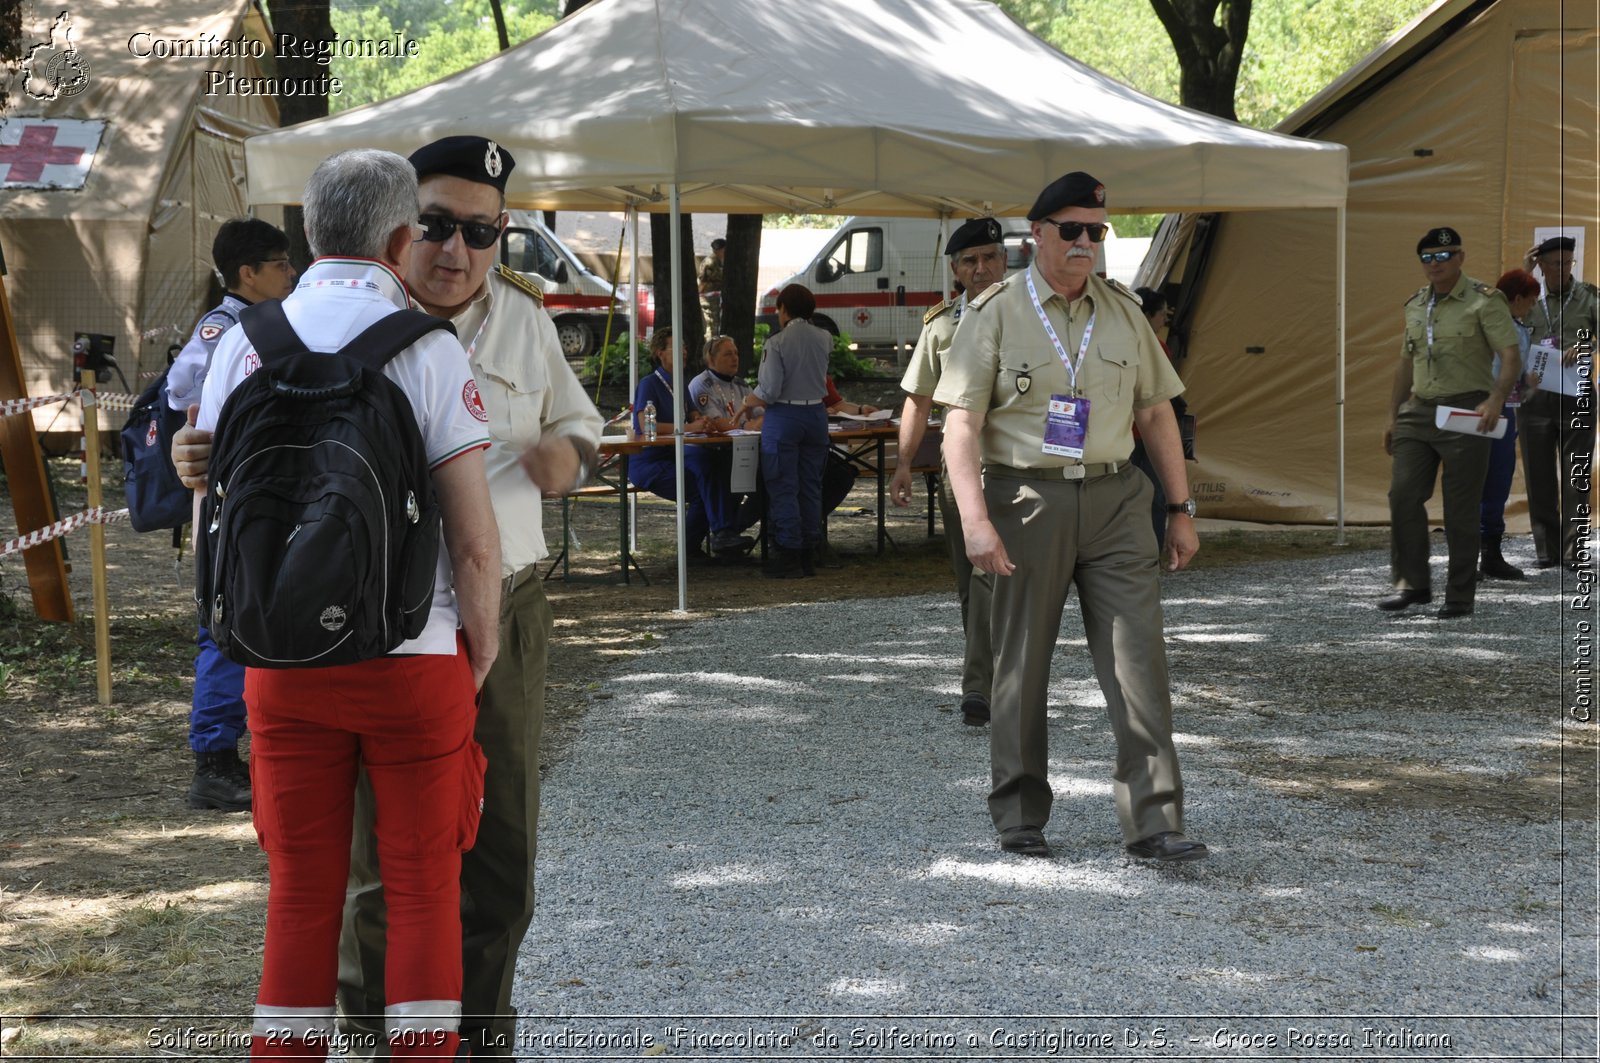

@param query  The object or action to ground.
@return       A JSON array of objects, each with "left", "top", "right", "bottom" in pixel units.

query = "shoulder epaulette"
[
  {"left": 1405, "top": 286, "right": 1429, "bottom": 307},
  {"left": 923, "top": 299, "right": 953, "bottom": 326},
  {"left": 968, "top": 278, "right": 1009, "bottom": 310},
  {"left": 495, "top": 263, "right": 544, "bottom": 303},
  {"left": 1473, "top": 281, "right": 1493, "bottom": 295},
  {"left": 1105, "top": 277, "right": 1142, "bottom": 305}
]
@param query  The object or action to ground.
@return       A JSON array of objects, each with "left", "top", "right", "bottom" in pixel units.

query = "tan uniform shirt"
[
  {"left": 454, "top": 267, "right": 604, "bottom": 574},
  {"left": 1525, "top": 279, "right": 1599, "bottom": 353},
  {"left": 1401, "top": 273, "right": 1520, "bottom": 400},
  {"left": 900, "top": 297, "right": 961, "bottom": 397},
  {"left": 933, "top": 264, "right": 1183, "bottom": 467}
]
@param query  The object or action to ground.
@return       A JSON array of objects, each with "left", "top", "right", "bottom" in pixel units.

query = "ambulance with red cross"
[{"left": 757, "top": 215, "right": 1037, "bottom": 354}]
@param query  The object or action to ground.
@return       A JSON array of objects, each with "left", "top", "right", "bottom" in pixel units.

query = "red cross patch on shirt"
[{"left": 463, "top": 380, "right": 488, "bottom": 422}]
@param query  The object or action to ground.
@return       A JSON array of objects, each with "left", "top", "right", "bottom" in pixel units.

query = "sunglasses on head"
[
  {"left": 1043, "top": 219, "right": 1109, "bottom": 244},
  {"left": 416, "top": 212, "right": 503, "bottom": 251},
  {"left": 1419, "top": 250, "right": 1458, "bottom": 264}
]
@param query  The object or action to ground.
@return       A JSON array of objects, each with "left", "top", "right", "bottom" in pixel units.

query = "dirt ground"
[{"left": 0, "top": 451, "right": 1509, "bottom": 1058}]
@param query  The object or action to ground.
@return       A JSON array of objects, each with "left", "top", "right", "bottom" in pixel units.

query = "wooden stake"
[{"left": 80, "top": 371, "right": 112, "bottom": 705}]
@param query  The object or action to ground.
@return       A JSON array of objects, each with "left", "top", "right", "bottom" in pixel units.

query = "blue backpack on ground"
[
  {"left": 120, "top": 371, "right": 192, "bottom": 533},
  {"left": 195, "top": 300, "right": 454, "bottom": 669}
]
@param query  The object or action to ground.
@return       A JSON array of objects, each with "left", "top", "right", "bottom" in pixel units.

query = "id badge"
[{"left": 1042, "top": 393, "right": 1089, "bottom": 459}]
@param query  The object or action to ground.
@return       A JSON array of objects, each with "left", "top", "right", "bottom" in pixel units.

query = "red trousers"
[{"left": 245, "top": 646, "right": 484, "bottom": 1061}]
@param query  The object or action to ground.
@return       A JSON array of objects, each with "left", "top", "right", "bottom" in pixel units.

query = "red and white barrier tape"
[
  {"left": 2, "top": 506, "right": 131, "bottom": 557},
  {"left": 1, "top": 388, "right": 141, "bottom": 417},
  {"left": 0, "top": 391, "right": 76, "bottom": 417}
]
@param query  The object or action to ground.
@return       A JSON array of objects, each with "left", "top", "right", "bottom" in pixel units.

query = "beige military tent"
[
  {"left": 1, "top": 0, "right": 281, "bottom": 436},
  {"left": 1139, "top": 0, "right": 1598, "bottom": 525}
]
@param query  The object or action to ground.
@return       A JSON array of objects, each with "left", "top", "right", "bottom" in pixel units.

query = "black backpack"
[
  {"left": 195, "top": 300, "right": 455, "bottom": 668},
  {"left": 120, "top": 370, "right": 193, "bottom": 533}
]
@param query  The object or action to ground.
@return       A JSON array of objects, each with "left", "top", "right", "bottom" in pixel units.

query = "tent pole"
[
  {"left": 627, "top": 203, "right": 640, "bottom": 555},
  {"left": 670, "top": 184, "right": 688, "bottom": 612},
  {"left": 1335, "top": 203, "right": 1347, "bottom": 546}
]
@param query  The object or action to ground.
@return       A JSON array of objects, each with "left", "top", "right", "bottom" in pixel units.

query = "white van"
[
  {"left": 756, "top": 216, "right": 1037, "bottom": 352},
  {"left": 500, "top": 211, "right": 648, "bottom": 359}
]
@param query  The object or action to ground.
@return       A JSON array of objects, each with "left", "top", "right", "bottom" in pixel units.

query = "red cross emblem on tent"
[
  {"left": 0, "top": 118, "right": 104, "bottom": 189},
  {"left": 854, "top": 309, "right": 872, "bottom": 327}
]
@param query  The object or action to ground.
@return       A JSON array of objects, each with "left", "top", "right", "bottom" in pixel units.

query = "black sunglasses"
[
  {"left": 416, "top": 213, "right": 503, "bottom": 251},
  {"left": 1418, "top": 250, "right": 1458, "bottom": 264},
  {"left": 1042, "top": 219, "right": 1109, "bottom": 243}
]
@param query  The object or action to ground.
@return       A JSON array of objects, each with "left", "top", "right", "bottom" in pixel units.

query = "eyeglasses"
[
  {"left": 416, "top": 213, "right": 503, "bottom": 251},
  {"left": 1419, "top": 250, "right": 1459, "bottom": 264},
  {"left": 257, "top": 256, "right": 293, "bottom": 270},
  {"left": 1042, "top": 219, "right": 1109, "bottom": 244}
]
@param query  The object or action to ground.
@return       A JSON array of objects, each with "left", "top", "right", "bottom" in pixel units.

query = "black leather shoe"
[
  {"left": 1000, "top": 827, "right": 1050, "bottom": 856},
  {"left": 1536, "top": 558, "right": 1559, "bottom": 569},
  {"left": 1377, "top": 589, "right": 1432, "bottom": 611},
  {"left": 1127, "top": 831, "right": 1208, "bottom": 862},
  {"left": 1436, "top": 602, "right": 1474, "bottom": 619},
  {"left": 959, "top": 693, "right": 991, "bottom": 726}
]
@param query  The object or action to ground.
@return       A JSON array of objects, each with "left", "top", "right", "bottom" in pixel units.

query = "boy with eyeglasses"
[
  {"left": 935, "top": 171, "right": 1206, "bottom": 863},
  {"left": 169, "top": 216, "right": 296, "bottom": 813},
  {"left": 1380, "top": 226, "right": 1521, "bottom": 618}
]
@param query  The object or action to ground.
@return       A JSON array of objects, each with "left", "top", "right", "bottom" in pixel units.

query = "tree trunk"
[
  {"left": 0, "top": 0, "right": 20, "bottom": 116},
  {"left": 720, "top": 215, "right": 763, "bottom": 374},
  {"left": 1147, "top": 0, "right": 1252, "bottom": 121},
  {"left": 268, "top": 0, "right": 334, "bottom": 270},
  {"left": 648, "top": 212, "right": 705, "bottom": 367}
]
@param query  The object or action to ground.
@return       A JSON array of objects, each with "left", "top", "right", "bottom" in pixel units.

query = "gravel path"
[{"left": 512, "top": 542, "right": 1597, "bottom": 1060}]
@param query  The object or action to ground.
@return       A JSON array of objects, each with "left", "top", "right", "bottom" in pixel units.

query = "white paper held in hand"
[
  {"left": 1433, "top": 404, "right": 1508, "bottom": 439},
  {"left": 1527, "top": 342, "right": 1590, "bottom": 398}
]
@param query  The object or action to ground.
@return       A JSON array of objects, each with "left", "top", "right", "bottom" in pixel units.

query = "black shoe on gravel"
[{"left": 188, "top": 748, "right": 252, "bottom": 812}]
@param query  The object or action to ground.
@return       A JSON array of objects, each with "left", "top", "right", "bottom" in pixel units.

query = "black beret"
[
  {"left": 1536, "top": 235, "right": 1576, "bottom": 256},
  {"left": 409, "top": 136, "right": 515, "bottom": 192},
  {"left": 1416, "top": 226, "right": 1462, "bottom": 254},
  {"left": 1027, "top": 171, "right": 1106, "bottom": 221},
  {"left": 945, "top": 217, "right": 1004, "bottom": 256}
]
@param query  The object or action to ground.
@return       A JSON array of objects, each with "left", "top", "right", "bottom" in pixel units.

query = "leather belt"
[
  {"left": 773, "top": 398, "right": 824, "bottom": 405},
  {"left": 983, "top": 461, "right": 1123, "bottom": 482}
]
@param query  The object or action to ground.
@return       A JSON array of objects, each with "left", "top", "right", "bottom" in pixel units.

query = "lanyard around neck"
[{"left": 1026, "top": 269, "right": 1095, "bottom": 394}]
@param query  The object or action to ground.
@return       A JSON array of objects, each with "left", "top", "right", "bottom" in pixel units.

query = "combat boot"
[
  {"left": 1478, "top": 538, "right": 1525, "bottom": 581},
  {"left": 188, "top": 747, "right": 252, "bottom": 811},
  {"left": 763, "top": 547, "right": 805, "bottom": 580}
]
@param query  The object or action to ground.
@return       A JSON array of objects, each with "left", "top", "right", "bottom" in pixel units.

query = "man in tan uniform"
[
  {"left": 1381, "top": 226, "right": 1520, "bottom": 619},
  {"left": 890, "top": 217, "right": 1008, "bottom": 726},
  {"left": 935, "top": 172, "right": 1205, "bottom": 862},
  {"left": 1519, "top": 234, "right": 1599, "bottom": 570}
]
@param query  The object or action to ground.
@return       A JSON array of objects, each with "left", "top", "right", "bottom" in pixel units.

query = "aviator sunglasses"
[
  {"left": 1042, "top": 219, "right": 1110, "bottom": 243},
  {"left": 416, "top": 212, "right": 504, "bottom": 251},
  {"left": 1418, "top": 250, "right": 1458, "bottom": 264}
]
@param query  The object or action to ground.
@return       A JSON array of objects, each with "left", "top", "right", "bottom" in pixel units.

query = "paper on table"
[
  {"left": 1527, "top": 342, "right": 1589, "bottom": 398},
  {"left": 1434, "top": 404, "right": 1508, "bottom": 439},
  {"left": 835, "top": 409, "right": 895, "bottom": 422}
]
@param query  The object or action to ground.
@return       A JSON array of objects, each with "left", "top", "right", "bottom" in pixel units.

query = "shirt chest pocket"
[
  {"left": 994, "top": 356, "right": 1057, "bottom": 411},
  {"left": 1086, "top": 346, "right": 1135, "bottom": 402},
  {"left": 1428, "top": 312, "right": 1476, "bottom": 360},
  {"left": 479, "top": 364, "right": 549, "bottom": 447}
]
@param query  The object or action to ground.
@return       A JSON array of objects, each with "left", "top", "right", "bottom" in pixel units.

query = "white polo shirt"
[{"left": 198, "top": 257, "right": 491, "bottom": 655}]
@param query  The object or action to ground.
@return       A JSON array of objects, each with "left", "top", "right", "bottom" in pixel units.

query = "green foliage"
[
  {"left": 754, "top": 322, "right": 876, "bottom": 382},
  {"left": 328, "top": 0, "right": 557, "bottom": 112},
  {"left": 993, "top": 0, "right": 1432, "bottom": 130},
  {"left": 583, "top": 333, "right": 654, "bottom": 388}
]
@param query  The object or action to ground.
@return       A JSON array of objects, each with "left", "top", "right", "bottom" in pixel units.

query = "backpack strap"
[
  {"left": 239, "top": 300, "right": 307, "bottom": 367},
  {"left": 239, "top": 302, "right": 457, "bottom": 372},
  {"left": 339, "top": 310, "right": 458, "bottom": 371}
]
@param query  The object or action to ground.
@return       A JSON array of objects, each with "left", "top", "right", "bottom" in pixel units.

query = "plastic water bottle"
[{"left": 641, "top": 400, "right": 657, "bottom": 442}]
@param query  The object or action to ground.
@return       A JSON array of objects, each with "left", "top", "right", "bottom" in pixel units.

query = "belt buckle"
[{"left": 1061, "top": 464, "right": 1087, "bottom": 481}]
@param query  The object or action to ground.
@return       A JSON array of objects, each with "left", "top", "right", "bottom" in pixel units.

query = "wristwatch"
[{"left": 1166, "top": 498, "right": 1197, "bottom": 517}]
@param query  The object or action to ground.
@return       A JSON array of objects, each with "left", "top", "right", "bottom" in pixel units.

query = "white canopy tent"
[{"left": 243, "top": 0, "right": 1349, "bottom": 608}]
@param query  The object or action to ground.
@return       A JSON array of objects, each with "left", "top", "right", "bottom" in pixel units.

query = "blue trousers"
[
  {"left": 761, "top": 403, "right": 829, "bottom": 550},
  {"left": 1478, "top": 405, "right": 1518, "bottom": 540},
  {"left": 631, "top": 447, "right": 738, "bottom": 544},
  {"left": 191, "top": 626, "right": 246, "bottom": 753}
]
